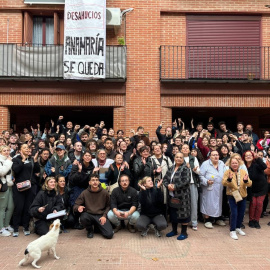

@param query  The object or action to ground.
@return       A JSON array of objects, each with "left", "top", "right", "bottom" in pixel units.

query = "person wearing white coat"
[
  {"left": 0, "top": 145, "right": 14, "bottom": 237},
  {"left": 199, "top": 150, "right": 226, "bottom": 229}
]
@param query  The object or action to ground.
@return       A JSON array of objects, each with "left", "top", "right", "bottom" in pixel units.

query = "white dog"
[{"left": 19, "top": 219, "right": 61, "bottom": 269}]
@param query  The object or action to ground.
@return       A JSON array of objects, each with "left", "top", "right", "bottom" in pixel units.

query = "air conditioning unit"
[{"left": 106, "top": 8, "right": 121, "bottom": 28}]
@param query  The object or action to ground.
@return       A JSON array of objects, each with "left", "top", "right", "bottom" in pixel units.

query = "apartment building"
[{"left": 1, "top": 0, "right": 270, "bottom": 136}]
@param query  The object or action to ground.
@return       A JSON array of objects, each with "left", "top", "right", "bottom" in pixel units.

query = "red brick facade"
[{"left": 1, "top": 1, "right": 270, "bottom": 135}]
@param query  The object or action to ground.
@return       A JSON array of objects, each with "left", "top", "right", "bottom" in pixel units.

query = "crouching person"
[
  {"left": 107, "top": 174, "right": 140, "bottom": 233},
  {"left": 29, "top": 177, "right": 64, "bottom": 236},
  {"left": 73, "top": 174, "right": 113, "bottom": 239},
  {"left": 136, "top": 177, "right": 167, "bottom": 237}
]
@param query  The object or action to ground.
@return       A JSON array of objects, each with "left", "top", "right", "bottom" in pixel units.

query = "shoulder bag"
[{"left": 16, "top": 159, "right": 34, "bottom": 192}]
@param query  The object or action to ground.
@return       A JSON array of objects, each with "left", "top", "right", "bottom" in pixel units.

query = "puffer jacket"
[{"left": 0, "top": 154, "right": 13, "bottom": 187}]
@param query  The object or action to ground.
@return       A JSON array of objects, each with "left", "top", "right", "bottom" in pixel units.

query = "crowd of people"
[{"left": 0, "top": 116, "right": 269, "bottom": 241}]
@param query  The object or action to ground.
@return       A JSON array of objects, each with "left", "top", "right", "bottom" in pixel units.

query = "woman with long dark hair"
[
  {"left": 243, "top": 150, "right": 267, "bottom": 229},
  {"left": 12, "top": 143, "right": 40, "bottom": 237}
]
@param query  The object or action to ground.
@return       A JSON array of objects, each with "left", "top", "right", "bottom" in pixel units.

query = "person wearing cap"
[{"left": 45, "top": 145, "right": 72, "bottom": 178}]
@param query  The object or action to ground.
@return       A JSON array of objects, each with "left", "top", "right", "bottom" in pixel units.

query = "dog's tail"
[{"left": 18, "top": 249, "right": 29, "bottom": 266}]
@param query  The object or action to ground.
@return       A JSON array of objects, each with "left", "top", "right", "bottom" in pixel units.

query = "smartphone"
[{"left": 120, "top": 212, "right": 125, "bottom": 217}]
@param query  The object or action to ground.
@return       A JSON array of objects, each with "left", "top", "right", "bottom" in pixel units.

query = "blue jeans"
[
  {"left": 228, "top": 196, "right": 246, "bottom": 231},
  {"left": 107, "top": 210, "right": 140, "bottom": 226}
]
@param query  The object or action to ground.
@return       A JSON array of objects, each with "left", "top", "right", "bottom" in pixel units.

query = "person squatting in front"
[
  {"left": 136, "top": 176, "right": 167, "bottom": 237},
  {"left": 73, "top": 174, "right": 114, "bottom": 239}
]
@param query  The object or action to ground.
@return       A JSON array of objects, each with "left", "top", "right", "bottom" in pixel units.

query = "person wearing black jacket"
[
  {"left": 68, "top": 141, "right": 83, "bottom": 163},
  {"left": 133, "top": 146, "right": 153, "bottom": 190},
  {"left": 12, "top": 144, "right": 40, "bottom": 237},
  {"left": 107, "top": 174, "right": 140, "bottom": 233},
  {"left": 233, "top": 132, "right": 257, "bottom": 156},
  {"left": 107, "top": 154, "right": 133, "bottom": 192},
  {"left": 244, "top": 150, "right": 267, "bottom": 229},
  {"left": 68, "top": 151, "right": 95, "bottom": 229},
  {"left": 68, "top": 151, "right": 95, "bottom": 189},
  {"left": 29, "top": 176, "right": 64, "bottom": 236},
  {"left": 136, "top": 176, "right": 167, "bottom": 237},
  {"left": 156, "top": 122, "right": 174, "bottom": 144}
]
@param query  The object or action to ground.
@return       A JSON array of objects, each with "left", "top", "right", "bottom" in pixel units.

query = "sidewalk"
[{"left": 1, "top": 215, "right": 270, "bottom": 270}]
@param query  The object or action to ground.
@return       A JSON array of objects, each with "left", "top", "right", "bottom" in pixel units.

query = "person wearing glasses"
[
  {"left": 199, "top": 150, "right": 227, "bottom": 229},
  {"left": 92, "top": 149, "right": 114, "bottom": 186}
]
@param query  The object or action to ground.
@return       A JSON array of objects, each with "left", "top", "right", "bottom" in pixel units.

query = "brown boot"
[
  {"left": 114, "top": 224, "right": 122, "bottom": 233},
  {"left": 127, "top": 223, "right": 136, "bottom": 233}
]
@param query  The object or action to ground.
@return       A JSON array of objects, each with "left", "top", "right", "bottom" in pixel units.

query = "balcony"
[
  {"left": 160, "top": 45, "right": 270, "bottom": 82},
  {"left": 0, "top": 44, "right": 126, "bottom": 82}
]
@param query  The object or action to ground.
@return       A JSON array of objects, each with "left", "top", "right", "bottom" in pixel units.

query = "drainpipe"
[{"left": 7, "top": 18, "right": 9, "bottom": 43}]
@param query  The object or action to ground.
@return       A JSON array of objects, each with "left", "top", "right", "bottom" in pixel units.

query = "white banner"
[{"left": 63, "top": 0, "right": 106, "bottom": 80}]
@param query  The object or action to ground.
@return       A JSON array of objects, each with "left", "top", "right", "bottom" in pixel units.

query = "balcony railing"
[
  {"left": 160, "top": 45, "right": 270, "bottom": 81},
  {"left": 0, "top": 44, "right": 126, "bottom": 81}
]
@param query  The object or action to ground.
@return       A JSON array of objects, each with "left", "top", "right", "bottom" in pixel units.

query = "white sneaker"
[
  {"left": 5, "top": 225, "right": 14, "bottom": 232},
  {"left": 216, "top": 220, "right": 226, "bottom": 226},
  {"left": 204, "top": 222, "right": 214, "bottom": 229},
  {"left": 236, "top": 228, "right": 246, "bottom": 236},
  {"left": 0, "top": 228, "right": 11, "bottom": 237},
  {"left": 230, "top": 231, "right": 238, "bottom": 240},
  {"left": 192, "top": 226, "right": 198, "bottom": 231}
]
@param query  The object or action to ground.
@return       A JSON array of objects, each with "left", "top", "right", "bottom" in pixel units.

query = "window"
[{"left": 33, "top": 16, "right": 54, "bottom": 45}]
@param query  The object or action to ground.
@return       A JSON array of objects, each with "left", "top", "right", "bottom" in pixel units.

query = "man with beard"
[{"left": 107, "top": 174, "right": 139, "bottom": 233}]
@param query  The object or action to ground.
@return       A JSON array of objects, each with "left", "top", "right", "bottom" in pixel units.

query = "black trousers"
[
  {"left": 12, "top": 185, "right": 35, "bottom": 231},
  {"left": 80, "top": 212, "right": 114, "bottom": 239},
  {"left": 35, "top": 220, "right": 49, "bottom": 236},
  {"left": 136, "top": 214, "right": 167, "bottom": 231}
]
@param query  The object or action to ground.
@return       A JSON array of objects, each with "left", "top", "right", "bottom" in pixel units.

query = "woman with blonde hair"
[
  {"left": 0, "top": 145, "right": 14, "bottom": 237},
  {"left": 29, "top": 176, "right": 64, "bottom": 236},
  {"left": 226, "top": 153, "right": 248, "bottom": 173},
  {"left": 222, "top": 156, "right": 252, "bottom": 240}
]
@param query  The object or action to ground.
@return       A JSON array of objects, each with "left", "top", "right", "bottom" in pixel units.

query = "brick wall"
[
  {"left": 0, "top": 106, "right": 10, "bottom": 130},
  {"left": 2, "top": 0, "right": 270, "bottom": 136}
]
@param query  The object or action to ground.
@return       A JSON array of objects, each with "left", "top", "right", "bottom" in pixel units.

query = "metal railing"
[
  {"left": 0, "top": 44, "right": 126, "bottom": 80},
  {"left": 160, "top": 45, "right": 270, "bottom": 81}
]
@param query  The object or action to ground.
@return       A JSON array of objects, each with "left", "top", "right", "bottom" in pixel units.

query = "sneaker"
[
  {"left": 177, "top": 233, "right": 188, "bottom": 240},
  {"left": 216, "top": 220, "right": 226, "bottom": 226},
  {"left": 113, "top": 224, "right": 122, "bottom": 233},
  {"left": 166, "top": 231, "right": 178, "bottom": 237},
  {"left": 141, "top": 226, "right": 150, "bottom": 237},
  {"left": 268, "top": 222, "right": 270, "bottom": 226},
  {"left": 204, "top": 222, "right": 214, "bottom": 229},
  {"left": 153, "top": 226, "right": 161, "bottom": 237},
  {"left": 248, "top": 220, "right": 255, "bottom": 228},
  {"left": 0, "top": 228, "right": 11, "bottom": 237},
  {"left": 13, "top": 231, "right": 19, "bottom": 237},
  {"left": 230, "top": 231, "right": 238, "bottom": 240},
  {"left": 87, "top": 230, "right": 94, "bottom": 238},
  {"left": 263, "top": 211, "right": 269, "bottom": 216},
  {"left": 23, "top": 229, "right": 30, "bottom": 236},
  {"left": 192, "top": 226, "right": 198, "bottom": 231},
  {"left": 127, "top": 223, "right": 136, "bottom": 233},
  {"left": 5, "top": 226, "right": 14, "bottom": 232},
  {"left": 236, "top": 228, "right": 246, "bottom": 236},
  {"left": 254, "top": 221, "right": 261, "bottom": 229},
  {"left": 241, "top": 223, "right": 245, "bottom": 229}
]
